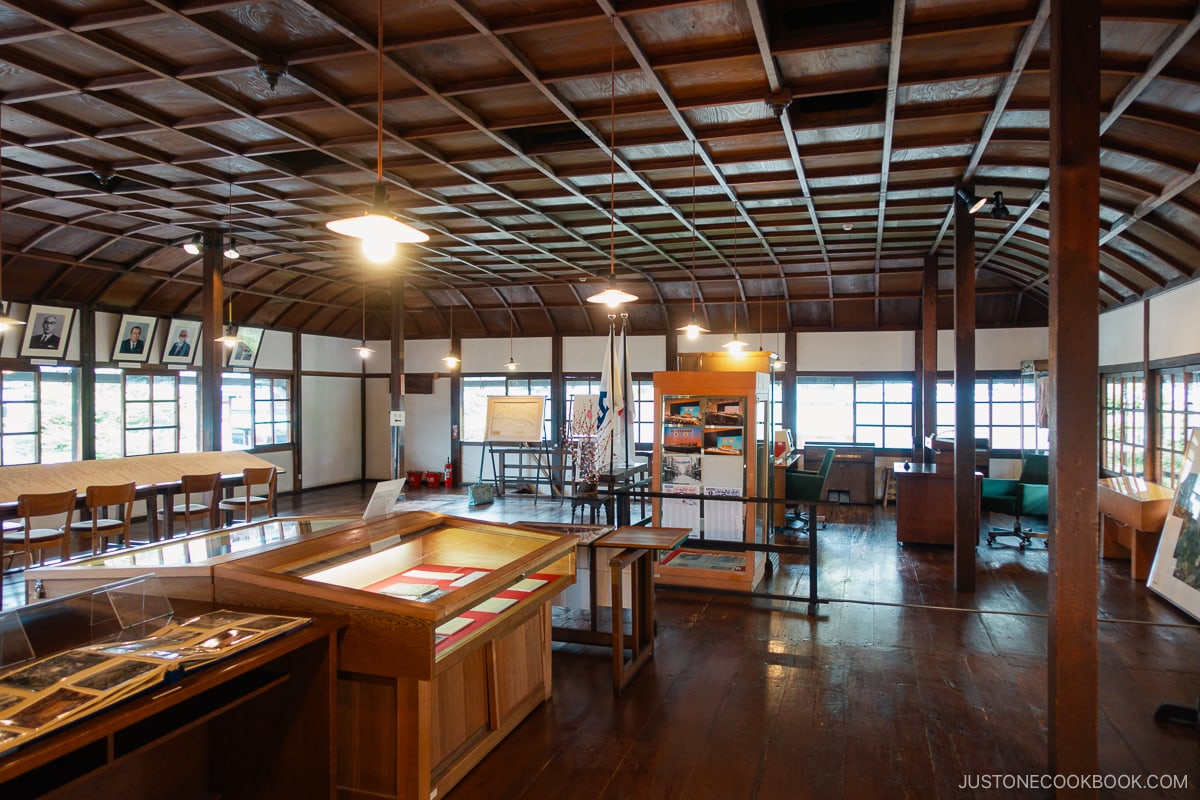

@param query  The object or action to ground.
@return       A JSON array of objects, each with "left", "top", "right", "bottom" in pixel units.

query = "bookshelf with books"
[{"left": 653, "top": 369, "right": 773, "bottom": 592}]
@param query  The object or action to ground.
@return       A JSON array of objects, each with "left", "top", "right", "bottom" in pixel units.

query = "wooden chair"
[
  {"left": 218, "top": 466, "right": 278, "bottom": 525},
  {"left": 66, "top": 482, "right": 136, "bottom": 555},
  {"left": 2, "top": 489, "right": 77, "bottom": 569},
  {"left": 158, "top": 472, "right": 220, "bottom": 538}
]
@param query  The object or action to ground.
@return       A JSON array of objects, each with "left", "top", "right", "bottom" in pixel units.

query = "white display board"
[
  {"left": 1148, "top": 428, "right": 1200, "bottom": 622},
  {"left": 484, "top": 396, "right": 545, "bottom": 443}
]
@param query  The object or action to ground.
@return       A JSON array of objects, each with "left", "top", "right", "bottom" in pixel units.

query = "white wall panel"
[
  {"left": 255, "top": 329, "right": 293, "bottom": 371},
  {"left": 796, "top": 331, "right": 916, "bottom": 372},
  {"left": 935, "top": 328, "right": 1049, "bottom": 371},
  {"left": 1099, "top": 302, "right": 1143, "bottom": 366},
  {"left": 300, "top": 375, "right": 361, "bottom": 487},
  {"left": 563, "top": 334, "right": 666, "bottom": 372},
  {"left": 462, "top": 336, "right": 552, "bottom": 372},
  {"left": 301, "top": 333, "right": 362, "bottom": 374},
  {"left": 1149, "top": 282, "right": 1200, "bottom": 362},
  {"left": 364, "top": 377, "right": 392, "bottom": 479}
]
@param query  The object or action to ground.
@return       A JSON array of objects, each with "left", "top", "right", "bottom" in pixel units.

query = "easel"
[{"left": 482, "top": 437, "right": 559, "bottom": 503}]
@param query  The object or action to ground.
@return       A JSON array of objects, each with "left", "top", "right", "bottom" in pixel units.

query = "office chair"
[
  {"left": 785, "top": 447, "right": 835, "bottom": 529},
  {"left": 981, "top": 453, "right": 1049, "bottom": 549}
]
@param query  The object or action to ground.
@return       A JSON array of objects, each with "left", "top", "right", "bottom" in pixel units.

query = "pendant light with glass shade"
[
  {"left": 587, "top": 15, "right": 637, "bottom": 308},
  {"left": 352, "top": 279, "right": 374, "bottom": 358},
  {"left": 723, "top": 219, "right": 747, "bottom": 352},
  {"left": 0, "top": 108, "right": 25, "bottom": 330},
  {"left": 677, "top": 139, "right": 708, "bottom": 339},
  {"left": 214, "top": 297, "right": 243, "bottom": 349},
  {"left": 325, "top": 0, "right": 429, "bottom": 263},
  {"left": 442, "top": 308, "right": 459, "bottom": 368},
  {"left": 504, "top": 310, "right": 520, "bottom": 370}
]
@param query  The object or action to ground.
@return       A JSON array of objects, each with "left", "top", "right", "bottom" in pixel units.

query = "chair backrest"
[
  {"left": 180, "top": 472, "right": 221, "bottom": 500},
  {"left": 18, "top": 488, "right": 77, "bottom": 530},
  {"left": 816, "top": 448, "right": 836, "bottom": 478},
  {"left": 85, "top": 482, "right": 136, "bottom": 521},
  {"left": 1019, "top": 453, "right": 1050, "bottom": 485},
  {"left": 242, "top": 466, "right": 277, "bottom": 495}
]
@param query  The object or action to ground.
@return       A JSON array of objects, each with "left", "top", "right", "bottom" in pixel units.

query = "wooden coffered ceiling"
[{"left": 1, "top": 0, "right": 1199, "bottom": 343}]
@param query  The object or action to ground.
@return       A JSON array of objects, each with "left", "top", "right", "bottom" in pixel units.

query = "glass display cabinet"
[
  {"left": 26, "top": 516, "right": 354, "bottom": 602},
  {"left": 653, "top": 369, "right": 772, "bottom": 591},
  {"left": 212, "top": 511, "right": 577, "bottom": 800}
]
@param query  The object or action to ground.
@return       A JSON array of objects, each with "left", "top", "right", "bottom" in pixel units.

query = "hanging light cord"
[
  {"left": 689, "top": 138, "right": 698, "bottom": 315},
  {"left": 608, "top": 15, "right": 617, "bottom": 278}
]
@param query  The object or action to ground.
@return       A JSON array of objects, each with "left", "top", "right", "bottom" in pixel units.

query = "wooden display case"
[
  {"left": 26, "top": 516, "right": 354, "bottom": 602},
  {"left": 211, "top": 512, "right": 577, "bottom": 800},
  {"left": 652, "top": 369, "right": 772, "bottom": 591}
]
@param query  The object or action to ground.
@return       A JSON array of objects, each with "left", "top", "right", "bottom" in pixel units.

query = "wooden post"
[
  {"left": 953, "top": 188, "right": 977, "bottom": 592},
  {"left": 78, "top": 305, "right": 96, "bottom": 461},
  {"left": 1048, "top": 0, "right": 1100, "bottom": 785},
  {"left": 390, "top": 275, "right": 406, "bottom": 480},
  {"left": 200, "top": 230, "right": 224, "bottom": 453},
  {"left": 917, "top": 252, "right": 938, "bottom": 462},
  {"left": 783, "top": 333, "right": 798, "bottom": 438}
]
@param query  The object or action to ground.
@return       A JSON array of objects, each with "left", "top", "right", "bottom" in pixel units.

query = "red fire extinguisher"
[{"left": 443, "top": 458, "right": 454, "bottom": 488}]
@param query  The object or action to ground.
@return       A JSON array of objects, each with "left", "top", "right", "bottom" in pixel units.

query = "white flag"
[{"left": 595, "top": 325, "right": 616, "bottom": 455}]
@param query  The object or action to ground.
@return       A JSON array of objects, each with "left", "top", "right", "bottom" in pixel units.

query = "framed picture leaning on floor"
[{"left": 1149, "top": 427, "right": 1200, "bottom": 622}]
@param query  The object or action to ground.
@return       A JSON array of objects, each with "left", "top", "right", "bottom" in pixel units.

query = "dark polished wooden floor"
[{"left": 4, "top": 483, "right": 1198, "bottom": 798}]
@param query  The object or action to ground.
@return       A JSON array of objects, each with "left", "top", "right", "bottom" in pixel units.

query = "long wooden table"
[
  {"left": 0, "top": 451, "right": 282, "bottom": 551},
  {"left": 1098, "top": 476, "right": 1173, "bottom": 580}
]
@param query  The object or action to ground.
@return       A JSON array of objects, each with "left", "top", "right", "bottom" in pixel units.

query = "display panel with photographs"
[
  {"left": 20, "top": 304, "right": 75, "bottom": 359},
  {"left": 1149, "top": 428, "right": 1200, "bottom": 621},
  {"left": 112, "top": 313, "right": 158, "bottom": 363}
]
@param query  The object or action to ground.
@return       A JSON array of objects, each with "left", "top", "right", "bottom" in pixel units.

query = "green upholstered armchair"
[
  {"left": 787, "top": 447, "right": 835, "bottom": 509},
  {"left": 980, "top": 453, "right": 1049, "bottom": 549}
]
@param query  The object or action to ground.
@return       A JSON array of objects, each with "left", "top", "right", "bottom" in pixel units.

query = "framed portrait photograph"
[
  {"left": 112, "top": 314, "right": 158, "bottom": 363},
  {"left": 21, "top": 305, "right": 75, "bottom": 359},
  {"left": 226, "top": 326, "right": 264, "bottom": 368},
  {"left": 161, "top": 318, "right": 201, "bottom": 365}
]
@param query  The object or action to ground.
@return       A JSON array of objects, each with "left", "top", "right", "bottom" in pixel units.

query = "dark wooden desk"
[
  {"left": 594, "top": 525, "right": 690, "bottom": 692},
  {"left": 894, "top": 462, "right": 980, "bottom": 545},
  {"left": 1098, "top": 476, "right": 1173, "bottom": 580}
]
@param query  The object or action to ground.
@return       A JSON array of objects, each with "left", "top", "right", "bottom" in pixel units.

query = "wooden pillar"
[
  {"left": 665, "top": 328, "right": 678, "bottom": 371},
  {"left": 390, "top": 275, "right": 406, "bottom": 480},
  {"left": 200, "top": 230, "right": 224, "bottom": 453},
  {"left": 953, "top": 188, "right": 976, "bottom": 592},
  {"left": 1047, "top": 0, "right": 1100, "bottom": 784},
  {"left": 917, "top": 253, "right": 938, "bottom": 463},
  {"left": 1142, "top": 302, "right": 1156, "bottom": 482},
  {"left": 292, "top": 331, "right": 302, "bottom": 492},
  {"left": 783, "top": 333, "right": 798, "bottom": 437},
  {"left": 78, "top": 305, "right": 96, "bottom": 461}
]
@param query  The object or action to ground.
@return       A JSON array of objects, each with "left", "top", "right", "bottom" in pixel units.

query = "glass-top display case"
[
  {"left": 26, "top": 516, "right": 356, "bottom": 603},
  {"left": 209, "top": 511, "right": 577, "bottom": 800}
]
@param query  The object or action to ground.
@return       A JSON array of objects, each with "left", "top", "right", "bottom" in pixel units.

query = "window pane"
[
  {"left": 255, "top": 422, "right": 274, "bottom": 446},
  {"left": 126, "top": 374, "right": 151, "bottom": 401},
  {"left": 857, "top": 403, "right": 883, "bottom": 425},
  {"left": 857, "top": 381, "right": 883, "bottom": 402},
  {"left": 125, "top": 428, "right": 151, "bottom": 456},
  {"left": 3, "top": 372, "right": 36, "bottom": 402},
  {"left": 153, "top": 401, "right": 177, "bottom": 427},
  {"left": 3, "top": 434, "right": 38, "bottom": 464},
  {"left": 273, "top": 400, "right": 290, "bottom": 422},
  {"left": 992, "top": 428, "right": 1021, "bottom": 450},
  {"left": 152, "top": 427, "right": 176, "bottom": 453},
  {"left": 152, "top": 375, "right": 177, "bottom": 400},
  {"left": 4, "top": 403, "right": 37, "bottom": 432},
  {"left": 126, "top": 402, "right": 151, "bottom": 428}
]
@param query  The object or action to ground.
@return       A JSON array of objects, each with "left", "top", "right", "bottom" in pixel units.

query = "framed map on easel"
[
  {"left": 484, "top": 396, "right": 545, "bottom": 443},
  {"left": 1149, "top": 428, "right": 1200, "bottom": 621}
]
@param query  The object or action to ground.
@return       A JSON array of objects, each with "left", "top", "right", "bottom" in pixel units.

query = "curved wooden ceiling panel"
[{"left": 1, "top": 0, "right": 1199, "bottom": 341}]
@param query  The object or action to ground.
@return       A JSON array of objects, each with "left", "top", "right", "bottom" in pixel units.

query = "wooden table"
[
  {"left": 1098, "top": 476, "right": 1173, "bottom": 580},
  {"left": 894, "top": 461, "right": 980, "bottom": 545},
  {"left": 0, "top": 451, "right": 281, "bottom": 540},
  {"left": 593, "top": 525, "right": 691, "bottom": 693}
]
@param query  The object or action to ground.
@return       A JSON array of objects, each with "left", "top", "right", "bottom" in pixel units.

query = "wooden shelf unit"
[{"left": 652, "top": 369, "right": 772, "bottom": 592}]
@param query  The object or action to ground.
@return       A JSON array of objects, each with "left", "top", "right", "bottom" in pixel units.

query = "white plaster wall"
[
  {"left": 1149, "top": 281, "right": 1200, "bottom": 362},
  {"left": 563, "top": 334, "right": 666, "bottom": 372},
  {"left": 1099, "top": 302, "right": 1143, "bottom": 367},
  {"left": 403, "top": 380, "right": 453, "bottom": 477},
  {"left": 935, "top": 327, "right": 1049, "bottom": 371},
  {"left": 796, "top": 331, "right": 916, "bottom": 372},
  {"left": 255, "top": 328, "right": 293, "bottom": 371},
  {"left": 462, "top": 336, "right": 552, "bottom": 372},
  {"left": 301, "top": 332, "right": 363, "bottom": 374},
  {"left": 300, "top": 375, "right": 362, "bottom": 487}
]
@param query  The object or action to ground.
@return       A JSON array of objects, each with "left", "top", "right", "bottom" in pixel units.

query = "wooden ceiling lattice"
[{"left": 1, "top": 0, "right": 1199, "bottom": 341}]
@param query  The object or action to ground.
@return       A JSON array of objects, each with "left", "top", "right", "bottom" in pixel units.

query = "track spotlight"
[
  {"left": 223, "top": 237, "right": 240, "bottom": 259},
  {"left": 989, "top": 191, "right": 1009, "bottom": 219},
  {"left": 955, "top": 188, "right": 988, "bottom": 214},
  {"left": 183, "top": 233, "right": 204, "bottom": 255}
]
